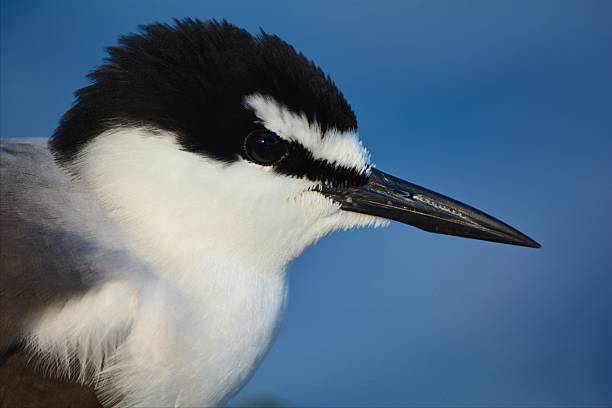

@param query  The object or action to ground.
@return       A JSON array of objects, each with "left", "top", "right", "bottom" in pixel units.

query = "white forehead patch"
[{"left": 244, "top": 94, "right": 371, "bottom": 173}]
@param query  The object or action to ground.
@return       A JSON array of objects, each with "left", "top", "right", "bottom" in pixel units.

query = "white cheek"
[
  {"left": 294, "top": 190, "right": 390, "bottom": 246},
  {"left": 74, "top": 128, "right": 343, "bottom": 264},
  {"left": 75, "top": 126, "right": 383, "bottom": 275}
]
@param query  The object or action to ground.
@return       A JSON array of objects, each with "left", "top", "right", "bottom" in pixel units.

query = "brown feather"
[{"left": 0, "top": 347, "right": 101, "bottom": 408}]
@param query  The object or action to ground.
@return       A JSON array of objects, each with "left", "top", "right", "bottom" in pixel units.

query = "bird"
[{"left": 0, "top": 18, "right": 540, "bottom": 407}]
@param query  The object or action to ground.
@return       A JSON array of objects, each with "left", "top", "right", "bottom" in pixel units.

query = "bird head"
[{"left": 50, "top": 19, "right": 538, "bottom": 270}]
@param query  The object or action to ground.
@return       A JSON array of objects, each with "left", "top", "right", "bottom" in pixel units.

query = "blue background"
[{"left": 2, "top": 1, "right": 611, "bottom": 406}]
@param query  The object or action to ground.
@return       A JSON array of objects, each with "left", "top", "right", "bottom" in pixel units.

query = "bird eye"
[{"left": 243, "top": 130, "right": 288, "bottom": 166}]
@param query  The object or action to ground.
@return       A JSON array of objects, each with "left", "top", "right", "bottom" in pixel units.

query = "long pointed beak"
[{"left": 321, "top": 169, "right": 540, "bottom": 248}]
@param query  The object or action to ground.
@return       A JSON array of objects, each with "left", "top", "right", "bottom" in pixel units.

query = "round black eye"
[{"left": 243, "top": 130, "right": 288, "bottom": 166}]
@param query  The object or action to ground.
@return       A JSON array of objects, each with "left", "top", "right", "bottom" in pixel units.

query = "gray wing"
[{"left": 0, "top": 139, "right": 122, "bottom": 351}]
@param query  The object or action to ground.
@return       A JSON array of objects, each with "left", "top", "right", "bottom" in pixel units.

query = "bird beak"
[{"left": 321, "top": 168, "right": 540, "bottom": 248}]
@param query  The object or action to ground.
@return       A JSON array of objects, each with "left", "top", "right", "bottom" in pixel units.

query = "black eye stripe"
[
  {"left": 274, "top": 141, "right": 368, "bottom": 188},
  {"left": 240, "top": 127, "right": 367, "bottom": 188}
]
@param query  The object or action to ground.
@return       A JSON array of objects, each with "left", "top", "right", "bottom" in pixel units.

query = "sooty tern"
[{"left": 0, "top": 19, "right": 539, "bottom": 407}]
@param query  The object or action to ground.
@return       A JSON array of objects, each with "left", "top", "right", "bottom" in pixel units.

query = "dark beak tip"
[
  {"left": 504, "top": 231, "right": 541, "bottom": 249},
  {"left": 492, "top": 227, "right": 541, "bottom": 249},
  {"left": 524, "top": 238, "right": 542, "bottom": 249},
  {"left": 505, "top": 228, "right": 541, "bottom": 249}
]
